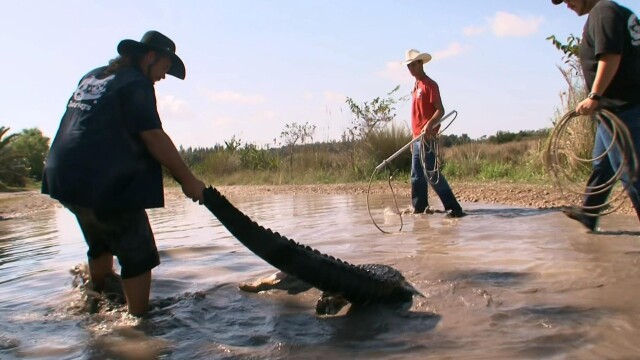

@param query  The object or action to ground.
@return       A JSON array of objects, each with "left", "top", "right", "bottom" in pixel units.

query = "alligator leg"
[
  {"left": 239, "top": 271, "right": 351, "bottom": 315},
  {"left": 315, "top": 292, "right": 350, "bottom": 315},
  {"left": 239, "top": 271, "right": 313, "bottom": 295}
]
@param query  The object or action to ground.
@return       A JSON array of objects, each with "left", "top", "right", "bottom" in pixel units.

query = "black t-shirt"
[
  {"left": 42, "top": 66, "right": 165, "bottom": 210},
  {"left": 580, "top": 0, "right": 640, "bottom": 110}
]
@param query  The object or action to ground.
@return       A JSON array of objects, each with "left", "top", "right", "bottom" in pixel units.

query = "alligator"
[{"left": 202, "top": 186, "right": 423, "bottom": 315}]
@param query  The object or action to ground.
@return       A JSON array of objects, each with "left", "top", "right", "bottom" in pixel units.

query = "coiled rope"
[
  {"left": 544, "top": 109, "right": 638, "bottom": 216},
  {"left": 419, "top": 137, "right": 441, "bottom": 185},
  {"left": 367, "top": 110, "right": 458, "bottom": 234}
]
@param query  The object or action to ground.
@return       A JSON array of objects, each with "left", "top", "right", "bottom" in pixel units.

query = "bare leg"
[
  {"left": 122, "top": 270, "right": 152, "bottom": 316},
  {"left": 89, "top": 252, "right": 114, "bottom": 292}
]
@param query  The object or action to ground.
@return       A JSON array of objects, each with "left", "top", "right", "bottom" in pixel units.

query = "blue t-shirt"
[{"left": 42, "top": 66, "right": 165, "bottom": 209}]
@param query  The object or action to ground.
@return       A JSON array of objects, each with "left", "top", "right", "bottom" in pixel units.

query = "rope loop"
[{"left": 543, "top": 109, "right": 638, "bottom": 216}]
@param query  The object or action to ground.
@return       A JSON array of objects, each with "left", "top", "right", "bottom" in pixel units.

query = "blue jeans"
[
  {"left": 411, "top": 141, "right": 462, "bottom": 213},
  {"left": 582, "top": 105, "right": 640, "bottom": 217}
]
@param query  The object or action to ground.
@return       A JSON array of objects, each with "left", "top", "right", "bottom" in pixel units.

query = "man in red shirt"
[{"left": 404, "top": 49, "right": 465, "bottom": 217}]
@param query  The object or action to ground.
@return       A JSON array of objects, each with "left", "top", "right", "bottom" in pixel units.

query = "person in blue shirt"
[{"left": 42, "top": 31, "right": 206, "bottom": 316}]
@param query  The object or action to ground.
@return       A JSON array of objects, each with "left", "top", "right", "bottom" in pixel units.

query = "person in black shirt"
[
  {"left": 552, "top": 0, "right": 640, "bottom": 231},
  {"left": 42, "top": 31, "right": 206, "bottom": 316}
]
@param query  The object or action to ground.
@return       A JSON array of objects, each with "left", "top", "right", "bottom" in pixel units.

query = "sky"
[{"left": 2, "top": 0, "right": 639, "bottom": 149}]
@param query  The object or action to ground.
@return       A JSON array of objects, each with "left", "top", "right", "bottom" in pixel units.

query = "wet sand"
[{"left": 0, "top": 181, "right": 633, "bottom": 219}]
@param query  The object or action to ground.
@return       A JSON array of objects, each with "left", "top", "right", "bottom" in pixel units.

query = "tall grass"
[
  {"left": 191, "top": 125, "right": 555, "bottom": 186},
  {"left": 442, "top": 140, "right": 547, "bottom": 182},
  {"left": 541, "top": 66, "right": 594, "bottom": 185},
  {"left": 192, "top": 123, "right": 414, "bottom": 185}
]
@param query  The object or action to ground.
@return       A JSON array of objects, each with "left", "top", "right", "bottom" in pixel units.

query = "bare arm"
[
  {"left": 576, "top": 53, "right": 622, "bottom": 115},
  {"left": 140, "top": 129, "right": 205, "bottom": 204},
  {"left": 423, "top": 97, "right": 445, "bottom": 136}
]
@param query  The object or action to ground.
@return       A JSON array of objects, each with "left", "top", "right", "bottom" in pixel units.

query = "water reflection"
[{"left": 0, "top": 194, "right": 639, "bottom": 359}]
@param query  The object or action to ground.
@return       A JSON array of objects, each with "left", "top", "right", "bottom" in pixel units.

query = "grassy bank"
[
  {"left": 187, "top": 133, "right": 567, "bottom": 187},
  {"left": 2, "top": 128, "right": 589, "bottom": 193}
]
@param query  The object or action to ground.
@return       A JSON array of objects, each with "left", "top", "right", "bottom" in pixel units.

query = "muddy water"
[{"left": 1, "top": 193, "right": 639, "bottom": 359}]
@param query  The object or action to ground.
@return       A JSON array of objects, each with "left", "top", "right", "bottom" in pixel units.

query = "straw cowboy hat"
[
  {"left": 117, "top": 30, "right": 186, "bottom": 80},
  {"left": 403, "top": 49, "right": 432, "bottom": 65}
]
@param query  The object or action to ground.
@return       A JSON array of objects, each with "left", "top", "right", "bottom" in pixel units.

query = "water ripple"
[{"left": 1, "top": 197, "right": 640, "bottom": 358}]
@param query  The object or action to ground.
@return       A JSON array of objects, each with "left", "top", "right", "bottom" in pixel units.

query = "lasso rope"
[
  {"left": 367, "top": 110, "right": 458, "bottom": 234},
  {"left": 419, "top": 137, "right": 441, "bottom": 185},
  {"left": 544, "top": 109, "right": 638, "bottom": 216}
]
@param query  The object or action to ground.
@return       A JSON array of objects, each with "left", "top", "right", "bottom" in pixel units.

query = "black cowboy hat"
[
  {"left": 117, "top": 30, "right": 186, "bottom": 80},
  {"left": 551, "top": 0, "right": 563, "bottom": 4}
]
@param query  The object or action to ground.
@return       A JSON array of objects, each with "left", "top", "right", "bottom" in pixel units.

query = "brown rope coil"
[{"left": 544, "top": 109, "right": 638, "bottom": 216}]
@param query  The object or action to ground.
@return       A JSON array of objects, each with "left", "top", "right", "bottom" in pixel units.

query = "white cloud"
[
  {"left": 324, "top": 91, "right": 346, "bottom": 104},
  {"left": 433, "top": 42, "right": 469, "bottom": 60},
  {"left": 377, "top": 61, "right": 408, "bottom": 84},
  {"left": 251, "top": 110, "right": 276, "bottom": 124},
  {"left": 157, "top": 94, "right": 193, "bottom": 121},
  {"left": 204, "top": 90, "right": 266, "bottom": 104},
  {"left": 489, "top": 11, "right": 544, "bottom": 37},
  {"left": 158, "top": 94, "right": 187, "bottom": 113},
  {"left": 211, "top": 115, "right": 234, "bottom": 127},
  {"left": 463, "top": 25, "right": 486, "bottom": 37}
]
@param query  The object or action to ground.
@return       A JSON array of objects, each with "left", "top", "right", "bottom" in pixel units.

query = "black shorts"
[{"left": 64, "top": 204, "right": 160, "bottom": 279}]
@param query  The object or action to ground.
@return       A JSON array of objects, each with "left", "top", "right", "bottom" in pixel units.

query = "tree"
[
  {"left": 441, "top": 133, "right": 472, "bottom": 147},
  {"left": 547, "top": 34, "right": 580, "bottom": 57},
  {"left": 344, "top": 85, "right": 407, "bottom": 142},
  {"left": 343, "top": 86, "right": 409, "bottom": 175},
  {"left": 279, "top": 121, "right": 316, "bottom": 169},
  {"left": 10, "top": 128, "right": 50, "bottom": 181},
  {"left": 224, "top": 135, "right": 243, "bottom": 152},
  {"left": 548, "top": 33, "right": 589, "bottom": 90},
  {"left": 0, "top": 126, "right": 28, "bottom": 187}
]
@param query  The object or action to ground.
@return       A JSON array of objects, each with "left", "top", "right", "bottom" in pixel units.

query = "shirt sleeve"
[
  {"left": 590, "top": 3, "right": 625, "bottom": 57},
  {"left": 428, "top": 81, "right": 441, "bottom": 105},
  {"left": 120, "top": 80, "right": 163, "bottom": 133}
]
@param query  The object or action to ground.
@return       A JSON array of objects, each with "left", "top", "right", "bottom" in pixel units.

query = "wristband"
[{"left": 587, "top": 92, "right": 601, "bottom": 101}]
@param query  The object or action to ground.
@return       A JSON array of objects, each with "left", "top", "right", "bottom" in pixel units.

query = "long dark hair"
[
  {"left": 104, "top": 50, "right": 147, "bottom": 76},
  {"left": 104, "top": 50, "right": 170, "bottom": 76}
]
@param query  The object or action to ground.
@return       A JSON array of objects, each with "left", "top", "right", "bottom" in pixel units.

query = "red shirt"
[{"left": 411, "top": 75, "right": 441, "bottom": 137}]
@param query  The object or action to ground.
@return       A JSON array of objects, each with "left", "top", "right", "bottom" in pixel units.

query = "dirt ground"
[{"left": 0, "top": 181, "right": 633, "bottom": 219}]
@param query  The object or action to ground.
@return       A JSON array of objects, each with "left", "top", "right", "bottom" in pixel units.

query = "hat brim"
[
  {"left": 117, "top": 39, "right": 186, "bottom": 80},
  {"left": 551, "top": 0, "right": 563, "bottom": 4},
  {"left": 403, "top": 53, "right": 432, "bottom": 65}
]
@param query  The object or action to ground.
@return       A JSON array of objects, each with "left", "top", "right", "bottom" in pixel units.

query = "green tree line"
[{"left": 0, "top": 117, "right": 555, "bottom": 191}]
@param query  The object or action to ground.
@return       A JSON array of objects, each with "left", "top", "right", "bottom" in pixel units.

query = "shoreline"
[{"left": 0, "top": 181, "right": 633, "bottom": 219}]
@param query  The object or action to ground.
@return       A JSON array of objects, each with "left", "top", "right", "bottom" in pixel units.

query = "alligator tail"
[{"left": 202, "top": 186, "right": 411, "bottom": 304}]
